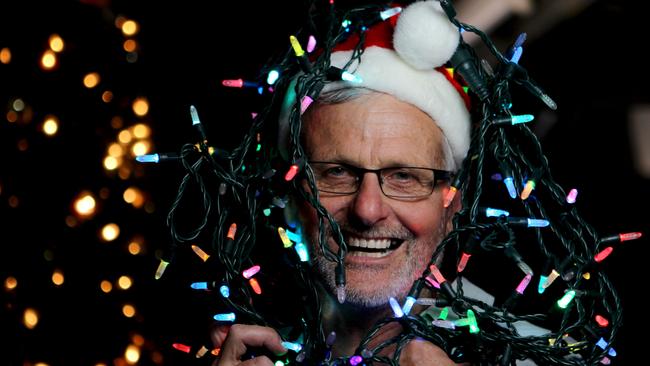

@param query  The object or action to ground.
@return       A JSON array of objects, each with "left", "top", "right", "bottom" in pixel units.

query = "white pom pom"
[{"left": 393, "top": 0, "right": 460, "bottom": 70}]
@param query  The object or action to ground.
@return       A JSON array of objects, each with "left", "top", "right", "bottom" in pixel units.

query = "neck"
[
  {"left": 318, "top": 283, "right": 435, "bottom": 358},
  {"left": 319, "top": 286, "right": 398, "bottom": 357}
]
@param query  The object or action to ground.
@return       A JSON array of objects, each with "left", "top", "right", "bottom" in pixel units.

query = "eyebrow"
[{"left": 314, "top": 159, "right": 434, "bottom": 170}]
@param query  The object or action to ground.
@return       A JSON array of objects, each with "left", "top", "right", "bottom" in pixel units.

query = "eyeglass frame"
[{"left": 307, "top": 161, "right": 453, "bottom": 200}]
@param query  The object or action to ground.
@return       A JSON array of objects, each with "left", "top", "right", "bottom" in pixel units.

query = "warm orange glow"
[
  {"left": 40, "top": 50, "right": 57, "bottom": 70},
  {"left": 118, "top": 166, "right": 131, "bottom": 180},
  {"left": 132, "top": 123, "right": 150, "bottom": 138},
  {"left": 111, "top": 116, "right": 124, "bottom": 129},
  {"left": 124, "top": 344, "right": 141, "bottom": 364},
  {"left": 42, "top": 115, "right": 59, "bottom": 136},
  {"left": 5, "top": 276, "right": 18, "bottom": 290},
  {"left": 83, "top": 72, "right": 100, "bottom": 88},
  {"left": 104, "top": 156, "right": 120, "bottom": 170},
  {"left": 121, "top": 20, "right": 139, "bottom": 36},
  {"left": 131, "top": 141, "right": 150, "bottom": 156},
  {"left": 51, "top": 269, "right": 64, "bottom": 286},
  {"left": 108, "top": 143, "right": 124, "bottom": 157},
  {"left": 0, "top": 47, "right": 11, "bottom": 64},
  {"left": 249, "top": 278, "right": 262, "bottom": 295},
  {"left": 128, "top": 241, "right": 142, "bottom": 255},
  {"left": 191, "top": 245, "right": 210, "bottom": 262},
  {"left": 49, "top": 34, "right": 64, "bottom": 52},
  {"left": 123, "top": 39, "right": 137, "bottom": 52},
  {"left": 118, "top": 275, "right": 132, "bottom": 290},
  {"left": 23, "top": 308, "right": 39, "bottom": 329},
  {"left": 102, "top": 90, "right": 113, "bottom": 103},
  {"left": 101, "top": 223, "right": 120, "bottom": 241},
  {"left": 132, "top": 97, "right": 149, "bottom": 117},
  {"left": 74, "top": 192, "right": 96, "bottom": 217},
  {"left": 100, "top": 280, "right": 113, "bottom": 293},
  {"left": 132, "top": 334, "right": 145, "bottom": 346},
  {"left": 122, "top": 304, "right": 136, "bottom": 317},
  {"left": 6, "top": 110, "right": 18, "bottom": 123},
  {"left": 118, "top": 129, "right": 133, "bottom": 143},
  {"left": 123, "top": 187, "right": 144, "bottom": 208}
]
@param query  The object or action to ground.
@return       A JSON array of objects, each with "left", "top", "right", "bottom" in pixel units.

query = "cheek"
[
  {"left": 395, "top": 200, "right": 444, "bottom": 238},
  {"left": 296, "top": 196, "right": 348, "bottom": 237}
]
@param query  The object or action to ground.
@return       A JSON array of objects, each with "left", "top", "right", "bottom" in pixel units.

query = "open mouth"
[{"left": 346, "top": 237, "right": 404, "bottom": 258}]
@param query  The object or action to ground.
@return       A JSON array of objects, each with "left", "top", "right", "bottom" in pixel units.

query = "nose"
[{"left": 349, "top": 172, "right": 389, "bottom": 227}]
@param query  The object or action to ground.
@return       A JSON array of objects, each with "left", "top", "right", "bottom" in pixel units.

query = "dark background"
[{"left": 1, "top": 1, "right": 648, "bottom": 365}]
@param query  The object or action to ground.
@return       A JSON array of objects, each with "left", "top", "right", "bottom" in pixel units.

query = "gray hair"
[{"left": 313, "top": 87, "right": 457, "bottom": 171}]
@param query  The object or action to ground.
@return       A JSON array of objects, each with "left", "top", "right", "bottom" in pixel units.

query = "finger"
[
  {"left": 220, "top": 324, "right": 287, "bottom": 365},
  {"left": 238, "top": 355, "right": 275, "bottom": 366},
  {"left": 211, "top": 324, "right": 231, "bottom": 348}
]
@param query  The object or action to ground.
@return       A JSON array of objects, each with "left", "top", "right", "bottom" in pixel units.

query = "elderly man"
[{"left": 211, "top": 2, "right": 472, "bottom": 365}]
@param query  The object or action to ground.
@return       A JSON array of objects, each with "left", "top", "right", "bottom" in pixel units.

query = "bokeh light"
[
  {"left": 122, "top": 304, "right": 136, "bottom": 318},
  {"left": 42, "top": 115, "right": 59, "bottom": 136},
  {"left": 101, "top": 223, "right": 120, "bottom": 241},
  {"left": 0, "top": 47, "right": 11, "bottom": 64},
  {"left": 121, "top": 20, "right": 139, "bottom": 36},
  {"left": 40, "top": 50, "right": 57, "bottom": 70},
  {"left": 132, "top": 98, "right": 149, "bottom": 117},
  {"left": 23, "top": 308, "right": 39, "bottom": 329},
  {"left": 5, "top": 276, "right": 18, "bottom": 290},
  {"left": 83, "top": 72, "right": 101, "bottom": 88},
  {"left": 117, "top": 275, "right": 132, "bottom": 290},
  {"left": 100, "top": 280, "right": 113, "bottom": 293},
  {"left": 124, "top": 344, "right": 141, "bottom": 364},
  {"left": 73, "top": 192, "right": 97, "bottom": 217},
  {"left": 51, "top": 269, "right": 64, "bottom": 286},
  {"left": 48, "top": 34, "right": 64, "bottom": 52}
]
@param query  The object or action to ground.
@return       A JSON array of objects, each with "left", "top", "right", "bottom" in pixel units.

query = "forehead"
[{"left": 302, "top": 92, "right": 446, "bottom": 168}]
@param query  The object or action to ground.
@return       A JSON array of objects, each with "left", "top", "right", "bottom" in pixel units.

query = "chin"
[{"left": 313, "top": 251, "right": 421, "bottom": 309}]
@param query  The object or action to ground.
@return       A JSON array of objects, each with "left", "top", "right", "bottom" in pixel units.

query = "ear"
[{"left": 443, "top": 187, "right": 462, "bottom": 235}]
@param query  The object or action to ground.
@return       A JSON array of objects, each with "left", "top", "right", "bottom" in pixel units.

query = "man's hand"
[
  {"left": 211, "top": 324, "right": 287, "bottom": 366},
  {"left": 400, "top": 338, "right": 466, "bottom": 366}
]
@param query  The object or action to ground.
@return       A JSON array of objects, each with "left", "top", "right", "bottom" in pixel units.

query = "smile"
[{"left": 346, "top": 236, "right": 404, "bottom": 258}]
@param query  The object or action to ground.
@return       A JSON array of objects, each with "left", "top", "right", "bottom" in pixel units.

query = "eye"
[
  {"left": 392, "top": 171, "right": 415, "bottom": 181},
  {"left": 387, "top": 169, "right": 418, "bottom": 182},
  {"left": 323, "top": 165, "right": 353, "bottom": 178}
]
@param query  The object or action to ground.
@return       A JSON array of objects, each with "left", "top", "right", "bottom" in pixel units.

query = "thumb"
[
  {"left": 220, "top": 324, "right": 288, "bottom": 364},
  {"left": 211, "top": 324, "right": 231, "bottom": 348}
]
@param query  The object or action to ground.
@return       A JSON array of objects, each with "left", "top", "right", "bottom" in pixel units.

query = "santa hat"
[{"left": 279, "top": 0, "right": 471, "bottom": 169}]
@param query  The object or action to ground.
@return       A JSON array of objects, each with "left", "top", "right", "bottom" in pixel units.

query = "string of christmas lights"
[{"left": 138, "top": 1, "right": 641, "bottom": 365}]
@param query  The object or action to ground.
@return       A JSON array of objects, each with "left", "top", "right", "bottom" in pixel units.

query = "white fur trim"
[
  {"left": 394, "top": 1, "right": 460, "bottom": 70},
  {"left": 324, "top": 47, "right": 470, "bottom": 168}
]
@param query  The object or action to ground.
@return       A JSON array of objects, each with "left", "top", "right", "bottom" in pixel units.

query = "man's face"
[{"left": 298, "top": 92, "right": 454, "bottom": 308}]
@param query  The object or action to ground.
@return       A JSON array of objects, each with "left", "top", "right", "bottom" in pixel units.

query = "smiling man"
[
  {"left": 212, "top": 2, "right": 473, "bottom": 365},
  {"left": 298, "top": 90, "right": 461, "bottom": 358}
]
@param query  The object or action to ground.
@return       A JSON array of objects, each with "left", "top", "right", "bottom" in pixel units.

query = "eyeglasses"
[{"left": 308, "top": 161, "right": 452, "bottom": 199}]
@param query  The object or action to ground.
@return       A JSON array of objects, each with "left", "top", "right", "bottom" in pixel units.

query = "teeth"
[
  {"left": 349, "top": 251, "right": 392, "bottom": 258},
  {"left": 348, "top": 237, "right": 392, "bottom": 249}
]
